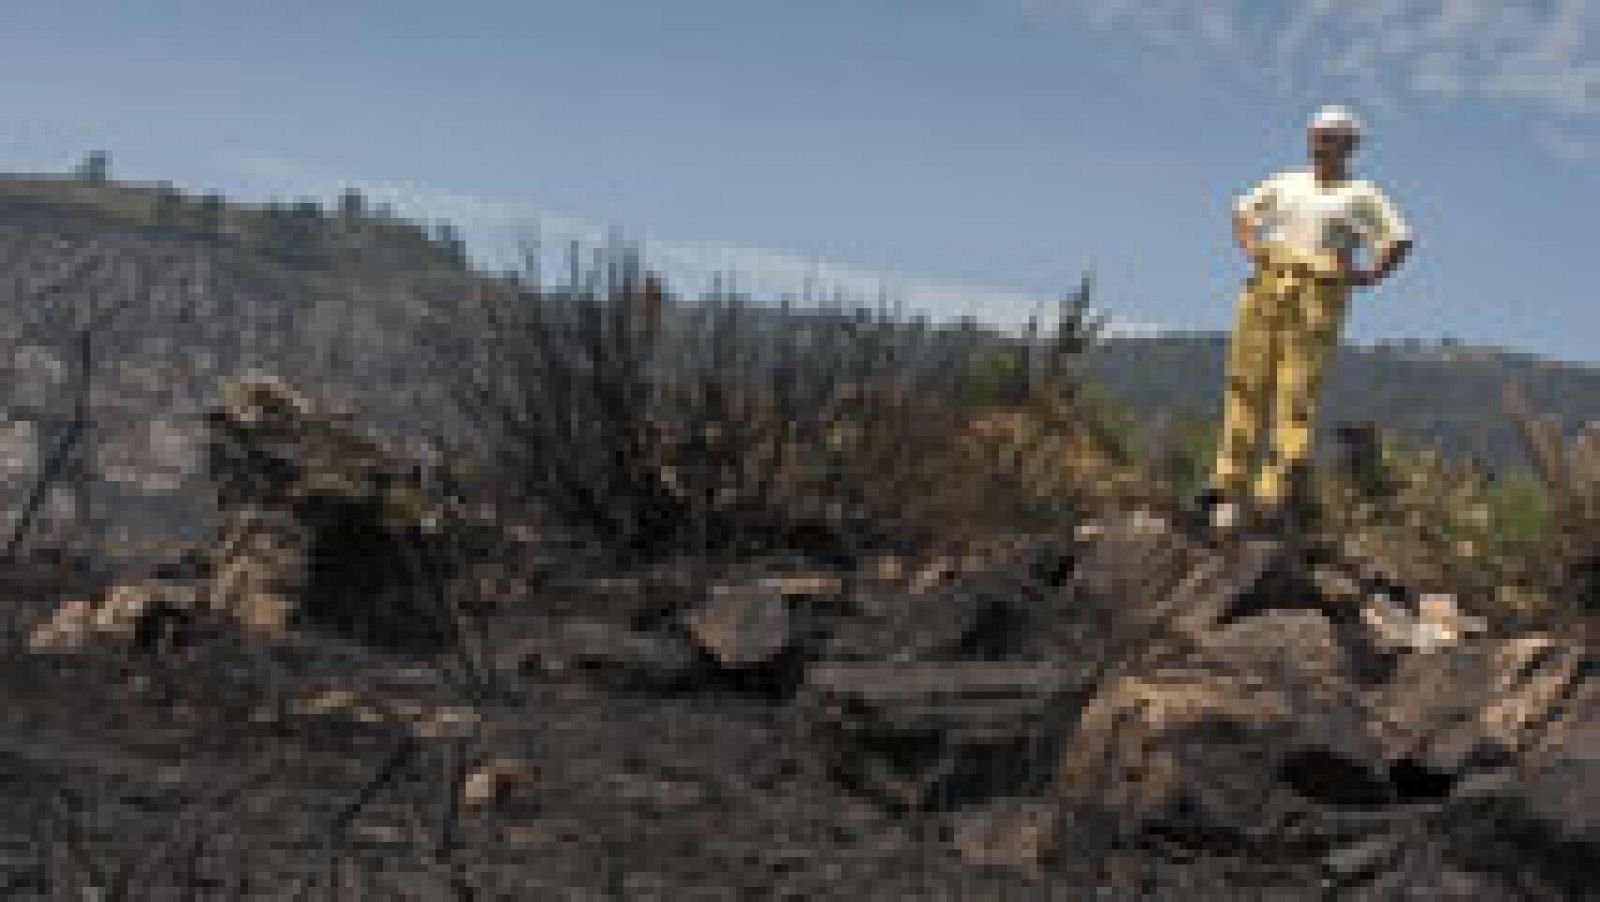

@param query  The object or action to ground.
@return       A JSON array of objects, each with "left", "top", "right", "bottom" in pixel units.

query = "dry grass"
[{"left": 1503, "top": 383, "right": 1599, "bottom": 619}]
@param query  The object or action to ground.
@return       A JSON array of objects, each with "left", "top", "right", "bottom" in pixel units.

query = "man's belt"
[{"left": 1253, "top": 241, "right": 1346, "bottom": 286}]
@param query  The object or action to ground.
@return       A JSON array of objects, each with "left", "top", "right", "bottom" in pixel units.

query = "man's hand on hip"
[
  {"left": 1341, "top": 266, "right": 1381, "bottom": 289},
  {"left": 1349, "top": 238, "right": 1414, "bottom": 289}
]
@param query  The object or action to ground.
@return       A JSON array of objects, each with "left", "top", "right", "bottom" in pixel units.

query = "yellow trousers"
[{"left": 1211, "top": 248, "right": 1350, "bottom": 507}]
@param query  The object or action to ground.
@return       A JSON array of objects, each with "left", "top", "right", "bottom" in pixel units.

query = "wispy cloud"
[
  {"left": 225, "top": 153, "right": 1165, "bottom": 337},
  {"left": 1014, "top": 1, "right": 1599, "bottom": 144}
]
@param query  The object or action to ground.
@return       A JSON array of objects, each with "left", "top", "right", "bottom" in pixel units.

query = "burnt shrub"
[{"left": 418, "top": 244, "right": 1108, "bottom": 565}]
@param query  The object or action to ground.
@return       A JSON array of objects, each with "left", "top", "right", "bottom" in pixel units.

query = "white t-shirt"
[{"left": 1234, "top": 167, "right": 1412, "bottom": 257}]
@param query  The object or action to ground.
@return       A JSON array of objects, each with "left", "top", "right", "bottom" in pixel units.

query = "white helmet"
[{"left": 1309, "top": 104, "right": 1364, "bottom": 138}]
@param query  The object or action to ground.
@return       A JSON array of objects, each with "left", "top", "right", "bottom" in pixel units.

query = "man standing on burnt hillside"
[{"left": 1195, "top": 104, "right": 1414, "bottom": 535}]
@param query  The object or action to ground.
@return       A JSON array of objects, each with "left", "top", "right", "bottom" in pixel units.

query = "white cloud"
[
  {"left": 223, "top": 153, "right": 1163, "bottom": 337},
  {"left": 1014, "top": 1, "right": 1600, "bottom": 142},
  {"left": 1027, "top": 0, "right": 1240, "bottom": 54}
]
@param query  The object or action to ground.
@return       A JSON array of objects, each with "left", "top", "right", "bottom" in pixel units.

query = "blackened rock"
[
  {"left": 533, "top": 619, "right": 701, "bottom": 691},
  {"left": 804, "top": 661, "right": 1076, "bottom": 810},
  {"left": 684, "top": 581, "right": 791, "bottom": 667}
]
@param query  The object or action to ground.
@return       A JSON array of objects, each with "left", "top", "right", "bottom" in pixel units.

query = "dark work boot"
[
  {"left": 1280, "top": 463, "right": 1324, "bottom": 538},
  {"left": 1249, "top": 498, "right": 1291, "bottom": 537},
  {"left": 1251, "top": 492, "right": 1319, "bottom": 543}
]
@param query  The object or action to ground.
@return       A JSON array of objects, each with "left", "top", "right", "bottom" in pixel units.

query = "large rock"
[
  {"left": 1371, "top": 632, "right": 1599, "bottom": 844},
  {"left": 1064, "top": 512, "right": 1283, "bottom": 652},
  {"left": 949, "top": 798, "right": 1059, "bottom": 876},
  {"left": 1056, "top": 611, "right": 1385, "bottom": 848},
  {"left": 804, "top": 660, "right": 1077, "bottom": 810},
  {"left": 27, "top": 579, "right": 201, "bottom": 653},
  {"left": 681, "top": 575, "right": 844, "bottom": 667},
  {"left": 206, "top": 369, "right": 405, "bottom": 509},
  {"left": 822, "top": 576, "right": 1023, "bottom": 664}
]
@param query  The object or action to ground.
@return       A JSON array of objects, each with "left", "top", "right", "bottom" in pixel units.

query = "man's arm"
[
  {"left": 1233, "top": 207, "right": 1278, "bottom": 268},
  {"left": 1233, "top": 209, "right": 1262, "bottom": 258},
  {"left": 1348, "top": 186, "right": 1413, "bottom": 288},
  {"left": 1232, "top": 175, "right": 1276, "bottom": 264},
  {"left": 1350, "top": 237, "right": 1412, "bottom": 288}
]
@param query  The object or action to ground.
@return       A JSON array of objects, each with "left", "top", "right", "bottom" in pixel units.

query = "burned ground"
[
  {"left": 6, "top": 486, "right": 1596, "bottom": 899},
  {"left": 0, "top": 193, "right": 1593, "bottom": 899}
]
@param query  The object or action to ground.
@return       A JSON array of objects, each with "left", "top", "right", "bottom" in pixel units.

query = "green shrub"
[{"left": 1481, "top": 469, "right": 1550, "bottom": 550}]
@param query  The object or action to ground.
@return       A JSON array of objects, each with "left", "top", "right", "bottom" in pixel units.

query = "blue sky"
[{"left": 1, "top": 0, "right": 1596, "bottom": 361}]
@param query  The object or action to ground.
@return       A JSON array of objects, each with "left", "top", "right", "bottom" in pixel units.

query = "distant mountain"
[
  {"left": 1074, "top": 331, "right": 1599, "bottom": 472},
  {"left": 0, "top": 173, "right": 471, "bottom": 274}
]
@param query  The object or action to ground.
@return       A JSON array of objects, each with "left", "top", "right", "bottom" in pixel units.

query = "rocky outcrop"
[
  {"left": 1044, "top": 520, "right": 1598, "bottom": 897},
  {"left": 27, "top": 369, "right": 468, "bottom": 655},
  {"left": 204, "top": 370, "right": 478, "bottom": 652}
]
